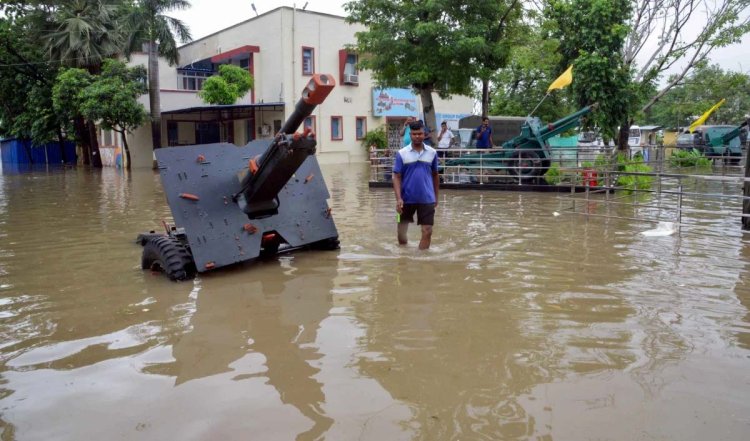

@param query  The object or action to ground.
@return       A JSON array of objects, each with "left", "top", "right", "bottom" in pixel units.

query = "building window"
[
  {"left": 304, "top": 116, "right": 316, "bottom": 134},
  {"left": 355, "top": 117, "right": 366, "bottom": 140},
  {"left": 331, "top": 116, "right": 343, "bottom": 140},
  {"left": 302, "top": 47, "right": 315, "bottom": 75},
  {"left": 102, "top": 129, "right": 113, "bottom": 146},
  {"left": 339, "top": 50, "right": 359, "bottom": 85},
  {"left": 177, "top": 70, "right": 210, "bottom": 90},
  {"left": 167, "top": 121, "right": 178, "bottom": 146}
]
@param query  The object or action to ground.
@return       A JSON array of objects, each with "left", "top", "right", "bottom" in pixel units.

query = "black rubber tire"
[
  {"left": 141, "top": 235, "right": 196, "bottom": 281},
  {"left": 541, "top": 158, "right": 551, "bottom": 174},
  {"left": 509, "top": 149, "right": 543, "bottom": 178},
  {"left": 135, "top": 232, "right": 164, "bottom": 246}
]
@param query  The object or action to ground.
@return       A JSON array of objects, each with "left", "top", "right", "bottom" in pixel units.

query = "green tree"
[
  {"left": 123, "top": 0, "right": 192, "bottom": 151},
  {"left": 458, "top": 1, "right": 523, "bottom": 118},
  {"left": 546, "top": 0, "right": 750, "bottom": 150},
  {"left": 45, "top": 0, "right": 123, "bottom": 71},
  {"left": 547, "top": 0, "right": 635, "bottom": 146},
  {"left": 647, "top": 64, "right": 750, "bottom": 129},
  {"left": 52, "top": 67, "right": 94, "bottom": 142},
  {"left": 44, "top": 0, "right": 125, "bottom": 167},
  {"left": 0, "top": 15, "right": 70, "bottom": 159},
  {"left": 346, "top": 0, "right": 509, "bottom": 142},
  {"left": 79, "top": 59, "right": 147, "bottom": 169},
  {"left": 489, "top": 28, "right": 575, "bottom": 122},
  {"left": 198, "top": 64, "right": 254, "bottom": 105},
  {"left": 624, "top": 0, "right": 750, "bottom": 115}
]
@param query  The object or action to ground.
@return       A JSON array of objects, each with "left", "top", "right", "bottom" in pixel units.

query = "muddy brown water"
[{"left": 1, "top": 163, "right": 750, "bottom": 440}]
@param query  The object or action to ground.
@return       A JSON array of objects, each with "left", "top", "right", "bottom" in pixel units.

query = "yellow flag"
[
  {"left": 689, "top": 98, "right": 726, "bottom": 133},
  {"left": 547, "top": 65, "right": 573, "bottom": 92}
]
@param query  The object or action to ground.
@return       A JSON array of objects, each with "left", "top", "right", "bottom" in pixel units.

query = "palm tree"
[
  {"left": 124, "top": 0, "right": 192, "bottom": 151},
  {"left": 45, "top": 0, "right": 123, "bottom": 167}
]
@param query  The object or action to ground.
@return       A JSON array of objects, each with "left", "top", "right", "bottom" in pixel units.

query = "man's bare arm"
[{"left": 393, "top": 173, "right": 404, "bottom": 213}]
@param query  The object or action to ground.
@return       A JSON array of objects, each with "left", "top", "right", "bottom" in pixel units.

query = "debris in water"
[{"left": 641, "top": 221, "right": 675, "bottom": 237}]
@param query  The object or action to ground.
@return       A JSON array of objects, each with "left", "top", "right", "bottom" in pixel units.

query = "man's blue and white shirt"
[{"left": 393, "top": 144, "right": 438, "bottom": 204}]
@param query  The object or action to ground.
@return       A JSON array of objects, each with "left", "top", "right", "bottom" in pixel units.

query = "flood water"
[{"left": 1, "top": 162, "right": 750, "bottom": 440}]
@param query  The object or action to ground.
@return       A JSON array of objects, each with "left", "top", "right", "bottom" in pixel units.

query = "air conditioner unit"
[{"left": 344, "top": 74, "right": 359, "bottom": 84}]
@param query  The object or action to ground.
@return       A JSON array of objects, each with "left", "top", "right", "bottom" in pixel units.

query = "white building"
[{"left": 116, "top": 7, "right": 473, "bottom": 168}]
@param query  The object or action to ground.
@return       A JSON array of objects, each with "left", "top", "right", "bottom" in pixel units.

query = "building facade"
[{"left": 118, "top": 7, "right": 473, "bottom": 168}]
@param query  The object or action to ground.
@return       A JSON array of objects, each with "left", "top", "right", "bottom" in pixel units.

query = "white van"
[{"left": 628, "top": 125, "right": 643, "bottom": 157}]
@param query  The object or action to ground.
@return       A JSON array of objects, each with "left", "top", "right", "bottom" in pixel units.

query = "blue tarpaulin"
[{"left": 0, "top": 138, "right": 77, "bottom": 165}]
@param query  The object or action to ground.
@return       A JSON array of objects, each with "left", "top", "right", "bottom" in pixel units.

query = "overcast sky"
[
  {"left": 170, "top": 0, "right": 347, "bottom": 40},
  {"left": 171, "top": 0, "right": 749, "bottom": 76}
]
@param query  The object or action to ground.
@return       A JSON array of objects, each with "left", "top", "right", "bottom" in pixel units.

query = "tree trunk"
[
  {"left": 74, "top": 116, "right": 91, "bottom": 165},
  {"left": 148, "top": 41, "right": 162, "bottom": 150},
  {"left": 742, "top": 117, "right": 750, "bottom": 230},
  {"left": 481, "top": 78, "right": 490, "bottom": 119},
  {"left": 23, "top": 140, "right": 34, "bottom": 165},
  {"left": 57, "top": 127, "right": 67, "bottom": 164},
  {"left": 419, "top": 86, "right": 437, "bottom": 145},
  {"left": 87, "top": 120, "right": 103, "bottom": 168},
  {"left": 617, "top": 117, "right": 632, "bottom": 154},
  {"left": 118, "top": 129, "right": 132, "bottom": 171}
]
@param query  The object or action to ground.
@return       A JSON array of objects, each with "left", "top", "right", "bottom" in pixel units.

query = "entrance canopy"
[{"left": 162, "top": 102, "right": 285, "bottom": 122}]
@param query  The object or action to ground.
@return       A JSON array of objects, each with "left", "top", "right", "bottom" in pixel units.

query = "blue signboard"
[
  {"left": 372, "top": 88, "right": 419, "bottom": 117},
  {"left": 436, "top": 112, "right": 470, "bottom": 130}
]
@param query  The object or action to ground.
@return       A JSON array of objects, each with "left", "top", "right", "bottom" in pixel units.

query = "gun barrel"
[
  {"left": 281, "top": 74, "right": 336, "bottom": 135},
  {"left": 237, "top": 74, "right": 336, "bottom": 217},
  {"left": 538, "top": 103, "right": 597, "bottom": 137}
]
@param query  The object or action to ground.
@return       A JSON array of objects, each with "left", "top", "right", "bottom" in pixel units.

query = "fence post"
[
  {"left": 677, "top": 182, "right": 683, "bottom": 227},
  {"left": 479, "top": 152, "right": 484, "bottom": 185},
  {"left": 743, "top": 117, "right": 750, "bottom": 230},
  {"left": 585, "top": 180, "right": 590, "bottom": 219}
]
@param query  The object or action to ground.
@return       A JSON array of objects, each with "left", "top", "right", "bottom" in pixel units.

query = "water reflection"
[
  {"left": 735, "top": 238, "right": 750, "bottom": 350},
  {"left": 344, "top": 191, "right": 638, "bottom": 439},
  {"left": 141, "top": 260, "right": 335, "bottom": 440}
]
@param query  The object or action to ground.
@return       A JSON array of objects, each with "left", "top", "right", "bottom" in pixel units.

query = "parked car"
[{"left": 676, "top": 132, "right": 700, "bottom": 151}]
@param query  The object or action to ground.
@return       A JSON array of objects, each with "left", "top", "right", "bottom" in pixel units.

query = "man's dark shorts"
[{"left": 400, "top": 203, "right": 435, "bottom": 226}]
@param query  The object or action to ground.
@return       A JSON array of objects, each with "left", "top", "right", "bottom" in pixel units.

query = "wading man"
[{"left": 392, "top": 121, "right": 439, "bottom": 250}]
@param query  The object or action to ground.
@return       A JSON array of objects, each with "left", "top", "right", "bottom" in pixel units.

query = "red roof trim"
[{"left": 211, "top": 45, "right": 261, "bottom": 62}]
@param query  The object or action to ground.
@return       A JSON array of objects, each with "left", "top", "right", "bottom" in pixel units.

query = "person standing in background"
[
  {"left": 437, "top": 121, "right": 454, "bottom": 149},
  {"left": 399, "top": 116, "right": 415, "bottom": 147},
  {"left": 475, "top": 117, "right": 494, "bottom": 148}
]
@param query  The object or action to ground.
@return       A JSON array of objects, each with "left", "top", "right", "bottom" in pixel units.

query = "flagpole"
[{"left": 527, "top": 92, "right": 550, "bottom": 118}]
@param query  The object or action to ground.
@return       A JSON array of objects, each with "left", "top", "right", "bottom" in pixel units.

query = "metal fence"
[{"left": 370, "top": 144, "right": 750, "bottom": 232}]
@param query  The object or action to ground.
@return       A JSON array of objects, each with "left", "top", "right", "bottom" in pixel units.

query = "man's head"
[
  {"left": 441, "top": 121, "right": 447, "bottom": 129},
  {"left": 482, "top": 117, "right": 490, "bottom": 127},
  {"left": 409, "top": 121, "right": 425, "bottom": 147}
]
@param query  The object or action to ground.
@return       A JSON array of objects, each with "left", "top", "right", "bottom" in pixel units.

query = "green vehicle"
[
  {"left": 676, "top": 122, "right": 746, "bottom": 164},
  {"left": 444, "top": 104, "right": 596, "bottom": 179}
]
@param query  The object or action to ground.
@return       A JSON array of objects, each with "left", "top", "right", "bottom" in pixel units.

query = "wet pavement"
[{"left": 1, "top": 162, "right": 749, "bottom": 440}]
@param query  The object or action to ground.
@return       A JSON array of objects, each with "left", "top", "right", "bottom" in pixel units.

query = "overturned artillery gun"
[
  {"left": 137, "top": 74, "right": 339, "bottom": 280},
  {"left": 445, "top": 104, "right": 597, "bottom": 178}
]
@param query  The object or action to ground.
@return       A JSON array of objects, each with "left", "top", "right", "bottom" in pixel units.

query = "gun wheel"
[
  {"left": 141, "top": 235, "right": 196, "bottom": 281},
  {"left": 509, "top": 150, "right": 543, "bottom": 178}
]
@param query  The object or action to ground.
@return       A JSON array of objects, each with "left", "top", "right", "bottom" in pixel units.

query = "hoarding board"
[{"left": 372, "top": 88, "right": 419, "bottom": 117}]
